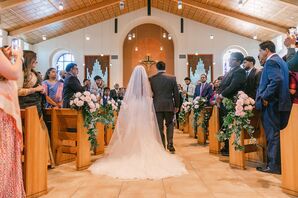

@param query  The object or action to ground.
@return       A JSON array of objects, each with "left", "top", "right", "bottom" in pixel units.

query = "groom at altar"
[{"left": 149, "top": 61, "right": 180, "bottom": 153}]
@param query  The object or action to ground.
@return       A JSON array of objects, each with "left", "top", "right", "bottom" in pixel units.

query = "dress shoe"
[
  {"left": 256, "top": 166, "right": 281, "bottom": 174},
  {"left": 220, "top": 150, "right": 229, "bottom": 156},
  {"left": 167, "top": 144, "right": 176, "bottom": 154}
]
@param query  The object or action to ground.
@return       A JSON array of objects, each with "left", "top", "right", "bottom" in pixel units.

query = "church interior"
[{"left": 0, "top": 0, "right": 298, "bottom": 197}]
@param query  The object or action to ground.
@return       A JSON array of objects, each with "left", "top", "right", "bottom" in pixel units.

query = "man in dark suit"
[
  {"left": 243, "top": 56, "right": 262, "bottom": 99},
  {"left": 149, "top": 61, "right": 180, "bottom": 153},
  {"left": 256, "top": 41, "right": 292, "bottom": 174},
  {"left": 62, "top": 63, "right": 84, "bottom": 108},
  {"left": 194, "top": 74, "right": 213, "bottom": 102},
  {"left": 110, "top": 83, "right": 120, "bottom": 101},
  {"left": 217, "top": 52, "right": 247, "bottom": 156}
]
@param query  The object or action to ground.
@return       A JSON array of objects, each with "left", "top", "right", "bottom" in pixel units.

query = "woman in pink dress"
[{"left": 0, "top": 46, "right": 25, "bottom": 197}]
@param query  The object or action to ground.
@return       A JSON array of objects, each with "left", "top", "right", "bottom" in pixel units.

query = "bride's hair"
[{"left": 124, "top": 65, "right": 152, "bottom": 100}]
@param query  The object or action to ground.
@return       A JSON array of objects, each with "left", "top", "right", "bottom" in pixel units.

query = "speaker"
[
  {"left": 181, "top": 18, "right": 184, "bottom": 33},
  {"left": 147, "top": 0, "right": 151, "bottom": 16},
  {"left": 114, "top": 18, "right": 118, "bottom": 33}
]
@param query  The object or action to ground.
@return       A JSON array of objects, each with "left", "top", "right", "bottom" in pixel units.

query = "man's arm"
[
  {"left": 172, "top": 77, "right": 180, "bottom": 108},
  {"left": 221, "top": 69, "right": 246, "bottom": 98},
  {"left": 69, "top": 76, "right": 84, "bottom": 93},
  {"left": 288, "top": 51, "right": 298, "bottom": 72}
]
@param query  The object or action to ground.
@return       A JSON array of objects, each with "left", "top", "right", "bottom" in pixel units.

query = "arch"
[{"left": 222, "top": 45, "right": 248, "bottom": 75}]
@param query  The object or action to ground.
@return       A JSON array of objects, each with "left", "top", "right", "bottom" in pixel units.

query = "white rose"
[
  {"left": 70, "top": 100, "right": 74, "bottom": 106},
  {"left": 194, "top": 105, "right": 199, "bottom": 109},
  {"left": 75, "top": 92, "right": 82, "bottom": 98},
  {"left": 100, "top": 99, "right": 103, "bottom": 105},
  {"left": 249, "top": 98, "right": 255, "bottom": 105},
  {"left": 85, "top": 96, "right": 92, "bottom": 103},
  {"left": 88, "top": 102, "right": 95, "bottom": 109},
  {"left": 90, "top": 108, "right": 96, "bottom": 113},
  {"left": 91, "top": 94, "right": 97, "bottom": 102},
  {"left": 80, "top": 95, "right": 85, "bottom": 101},
  {"left": 244, "top": 99, "right": 250, "bottom": 105},
  {"left": 107, "top": 101, "right": 112, "bottom": 105},
  {"left": 95, "top": 103, "right": 100, "bottom": 109},
  {"left": 74, "top": 98, "right": 79, "bottom": 104},
  {"left": 83, "top": 91, "right": 91, "bottom": 96},
  {"left": 77, "top": 100, "right": 84, "bottom": 107}
]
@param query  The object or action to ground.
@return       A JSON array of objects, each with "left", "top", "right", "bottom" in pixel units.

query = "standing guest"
[
  {"left": 91, "top": 75, "right": 105, "bottom": 97},
  {"left": 18, "top": 50, "right": 45, "bottom": 116},
  {"left": 194, "top": 74, "right": 213, "bottom": 102},
  {"left": 217, "top": 52, "right": 246, "bottom": 156},
  {"left": 110, "top": 83, "right": 120, "bottom": 101},
  {"left": 42, "top": 68, "right": 63, "bottom": 108},
  {"left": 83, "top": 79, "right": 91, "bottom": 91},
  {"left": 102, "top": 87, "right": 111, "bottom": 106},
  {"left": 209, "top": 79, "right": 220, "bottom": 106},
  {"left": 0, "top": 46, "right": 25, "bottom": 197},
  {"left": 62, "top": 63, "right": 83, "bottom": 108},
  {"left": 59, "top": 70, "right": 66, "bottom": 83},
  {"left": 243, "top": 56, "right": 262, "bottom": 99},
  {"left": 284, "top": 34, "right": 298, "bottom": 71},
  {"left": 182, "top": 77, "right": 195, "bottom": 102},
  {"left": 118, "top": 87, "right": 125, "bottom": 100},
  {"left": 289, "top": 71, "right": 298, "bottom": 104},
  {"left": 256, "top": 41, "right": 292, "bottom": 174},
  {"left": 176, "top": 84, "right": 184, "bottom": 129}
]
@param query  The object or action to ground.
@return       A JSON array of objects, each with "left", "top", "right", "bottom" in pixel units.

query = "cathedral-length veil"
[{"left": 89, "top": 65, "right": 187, "bottom": 180}]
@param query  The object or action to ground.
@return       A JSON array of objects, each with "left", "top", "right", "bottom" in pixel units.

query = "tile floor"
[{"left": 42, "top": 130, "right": 295, "bottom": 198}]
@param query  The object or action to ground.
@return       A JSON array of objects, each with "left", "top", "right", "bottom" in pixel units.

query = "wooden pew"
[
  {"left": 188, "top": 111, "right": 195, "bottom": 137},
  {"left": 21, "top": 106, "right": 48, "bottom": 198},
  {"left": 229, "top": 111, "right": 266, "bottom": 169},
  {"left": 281, "top": 104, "right": 298, "bottom": 196},
  {"left": 51, "top": 109, "right": 91, "bottom": 170},
  {"left": 94, "top": 122, "right": 105, "bottom": 155},
  {"left": 105, "top": 125, "right": 113, "bottom": 145},
  {"left": 208, "top": 106, "right": 221, "bottom": 154},
  {"left": 183, "top": 112, "right": 190, "bottom": 134},
  {"left": 196, "top": 107, "right": 212, "bottom": 145}
]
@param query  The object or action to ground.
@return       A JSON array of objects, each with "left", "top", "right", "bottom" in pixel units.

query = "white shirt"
[
  {"left": 245, "top": 67, "right": 254, "bottom": 77},
  {"left": 182, "top": 83, "right": 196, "bottom": 101},
  {"left": 266, "top": 53, "right": 277, "bottom": 61}
]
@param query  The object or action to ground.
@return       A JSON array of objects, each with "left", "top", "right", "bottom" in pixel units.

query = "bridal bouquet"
[
  {"left": 192, "top": 97, "right": 208, "bottom": 133},
  {"left": 217, "top": 91, "right": 255, "bottom": 150},
  {"left": 178, "top": 101, "right": 192, "bottom": 124},
  {"left": 70, "top": 91, "right": 100, "bottom": 149}
]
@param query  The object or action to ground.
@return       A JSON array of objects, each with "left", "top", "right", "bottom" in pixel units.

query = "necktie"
[{"left": 200, "top": 83, "right": 205, "bottom": 96}]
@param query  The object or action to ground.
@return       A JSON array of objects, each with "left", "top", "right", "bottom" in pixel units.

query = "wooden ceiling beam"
[
  {"left": 278, "top": 0, "right": 298, "bottom": 7},
  {"left": 178, "top": 0, "right": 288, "bottom": 34},
  {"left": 9, "top": 0, "right": 119, "bottom": 36},
  {"left": 0, "top": 0, "right": 28, "bottom": 10}
]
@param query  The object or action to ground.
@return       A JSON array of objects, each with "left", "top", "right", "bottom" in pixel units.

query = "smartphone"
[{"left": 11, "top": 38, "right": 21, "bottom": 52}]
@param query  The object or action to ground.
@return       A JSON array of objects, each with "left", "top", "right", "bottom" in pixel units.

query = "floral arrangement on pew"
[
  {"left": 178, "top": 101, "right": 192, "bottom": 124},
  {"left": 96, "top": 99, "right": 119, "bottom": 129},
  {"left": 217, "top": 91, "right": 256, "bottom": 151},
  {"left": 70, "top": 91, "right": 100, "bottom": 150},
  {"left": 201, "top": 108, "right": 212, "bottom": 134},
  {"left": 192, "top": 97, "right": 208, "bottom": 134}
]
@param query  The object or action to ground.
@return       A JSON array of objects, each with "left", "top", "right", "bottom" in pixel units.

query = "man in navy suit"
[
  {"left": 193, "top": 74, "right": 213, "bottom": 103},
  {"left": 256, "top": 41, "right": 292, "bottom": 174}
]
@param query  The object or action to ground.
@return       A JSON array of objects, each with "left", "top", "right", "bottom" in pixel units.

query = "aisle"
[{"left": 42, "top": 130, "right": 294, "bottom": 198}]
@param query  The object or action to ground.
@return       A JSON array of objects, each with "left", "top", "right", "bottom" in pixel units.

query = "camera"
[
  {"left": 11, "top": 38, "right": 21, "bottom": 52},
  {"left": 288, "top": 27, "right": 298, "bottom": 45}
]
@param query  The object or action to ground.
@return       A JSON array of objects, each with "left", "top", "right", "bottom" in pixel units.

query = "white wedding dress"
[{"left": 89, "top": 65, "right": 187, "bottom": 180}]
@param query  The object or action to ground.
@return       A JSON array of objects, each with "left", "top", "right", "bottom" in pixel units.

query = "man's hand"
[
  {"left": 216, "top": 94, "right": 222, "bottom": 104},
  {"left": 262, "top": 99, "right": 269, "bottom": 107}
]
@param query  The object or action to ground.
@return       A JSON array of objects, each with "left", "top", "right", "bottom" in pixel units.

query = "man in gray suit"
[{"left": 149, "top": 61, "right": 180, "bottom": 153}]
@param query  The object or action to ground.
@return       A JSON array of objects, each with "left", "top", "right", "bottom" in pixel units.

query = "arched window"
[
  {"left": 56, "top": 52, "right": 75, "bottom": 77},
  {"left": 223, "top": 46, "right": 248, "bottom": 75}
]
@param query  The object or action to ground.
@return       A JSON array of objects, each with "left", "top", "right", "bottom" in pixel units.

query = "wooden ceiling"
[{"left": 0, "top": 0, "right": 297, "bottom": 44}]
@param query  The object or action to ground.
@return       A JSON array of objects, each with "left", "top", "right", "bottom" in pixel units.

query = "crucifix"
[{"left": 140, "top": 55, "right": 156, "bottom": 70}]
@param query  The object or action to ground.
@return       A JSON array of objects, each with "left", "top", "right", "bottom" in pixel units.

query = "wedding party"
[{"left": 1, "top": 0, "right": 298, "bottom": 197}]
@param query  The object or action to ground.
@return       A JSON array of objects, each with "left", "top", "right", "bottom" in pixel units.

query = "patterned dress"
[{"left": 0, "top": 79, "right": 25, "bottom": 198}]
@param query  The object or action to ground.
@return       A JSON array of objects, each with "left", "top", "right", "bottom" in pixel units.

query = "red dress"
[{"left": 289, "top": 72, "right": 298, "bottom": 104}]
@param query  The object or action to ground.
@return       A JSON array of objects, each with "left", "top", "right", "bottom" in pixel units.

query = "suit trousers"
[
  {"left": 156, "top": 112, "right": 175, "bottom": 148},
  {"left": 261, "top": 101, "right": 282, "bottom": 171}
]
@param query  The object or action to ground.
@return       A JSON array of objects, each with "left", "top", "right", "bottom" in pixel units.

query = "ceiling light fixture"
[
  {"left": 58, "top": 1, "right": 64, "bottom": 11},
  {"left": 135, "top": 46, "right": 138, "bottom": 51},
  {"left": 210, "top": 35, "right": 214, "bottom": 39},
  {"left": 42, "top": 35, "right": 47, "bottom": 41},
  {"left": 85, "top": 35, "right": 90, "bottom": 40},
  {"left": 178, "top": 0, "right": 182, "bottom": 10},
  {"left": 253, "top": 35, "right": 258, "bottom": 40},
  {"left": 160, "top": 46, "right": 163, "bottom": 51},
  {"left": 168, "top": 34, "right": 172, "bottom": 40},
  {"left": 128, "top": 33, "right": 132, "bottom": 40},
  {"left": 162, "top": 32, "right": 167, "bottom": 38},
  {"left": 195, "top": 52, "right": 199, "bottom": 56},
  {"left": 238, "top": 0, "right": 247, "bottom": 8},
  {"left": 119, "top": 0, "right": 125, "bottom": 10},
  {"left": 132, "top": 33, "right": 136, "bottom": 38},
  {"left": 101, "top": 54, "right": 104, "bottom": 56}
]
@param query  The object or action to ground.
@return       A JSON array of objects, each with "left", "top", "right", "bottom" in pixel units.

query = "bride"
[{"left": 89, "top": 65, "right": 187, "bottom": 180}]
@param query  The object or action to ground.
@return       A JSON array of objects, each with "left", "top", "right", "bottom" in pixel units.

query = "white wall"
[{"left": 33, "top": 8, "right": 260, "bottom": 86}]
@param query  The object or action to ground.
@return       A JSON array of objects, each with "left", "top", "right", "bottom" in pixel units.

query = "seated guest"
[
  {"left": 284, "top": 34, "right": 298, "bottom": 72},
  {"left": 289, "top": 71, "right": 298, "bottom": 104},
  {"left": 0, "top": 45, "right": 26, "bottom": 197},
  {"left": 209, "top": 79, "right": 220, "bottom": 106},
  {"left": 18, "top": 50, "right": 45, "bottom": 116},
  {"left": 243, "top": 56, "right": 262, "bottom": 99},
  {"left": 182, "top": 77, "right": 196, "bottom": 102},
  {"left": 217, "top": 52, "right": 246, "bottom": 156},
  {"left": 102, "top": 87, "right": 111, "bottom": 106},
  {"left": 42, "top": 68, "right": 63, "bottom": 108},
  {"left": 83, "top": 78, "right": 91, "bottom": 91},
  {"left": 256, "top": 41, "right": 292, "bottom": 174},
  {"left": 194, "top": 74, "right": 213, "bottom": 102},
  {"left": 59, "top": 70, "right": 66, "bottom": 83},
  {"left": 91, "top": 75, "right": 105, "bottom": 96},
  {"left": 110, "top": 83, "right": 120, "bottom": 101},
  {"left": 62, "top": 63, "right": 83, "bottom": 108}
]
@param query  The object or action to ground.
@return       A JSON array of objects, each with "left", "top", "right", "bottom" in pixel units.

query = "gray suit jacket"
[
  {"left": 149, "top": 72, "right": 180, "bottom": 112},
  {"left": 286, "top": 48, "right": 298, "bottom": 72}
]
